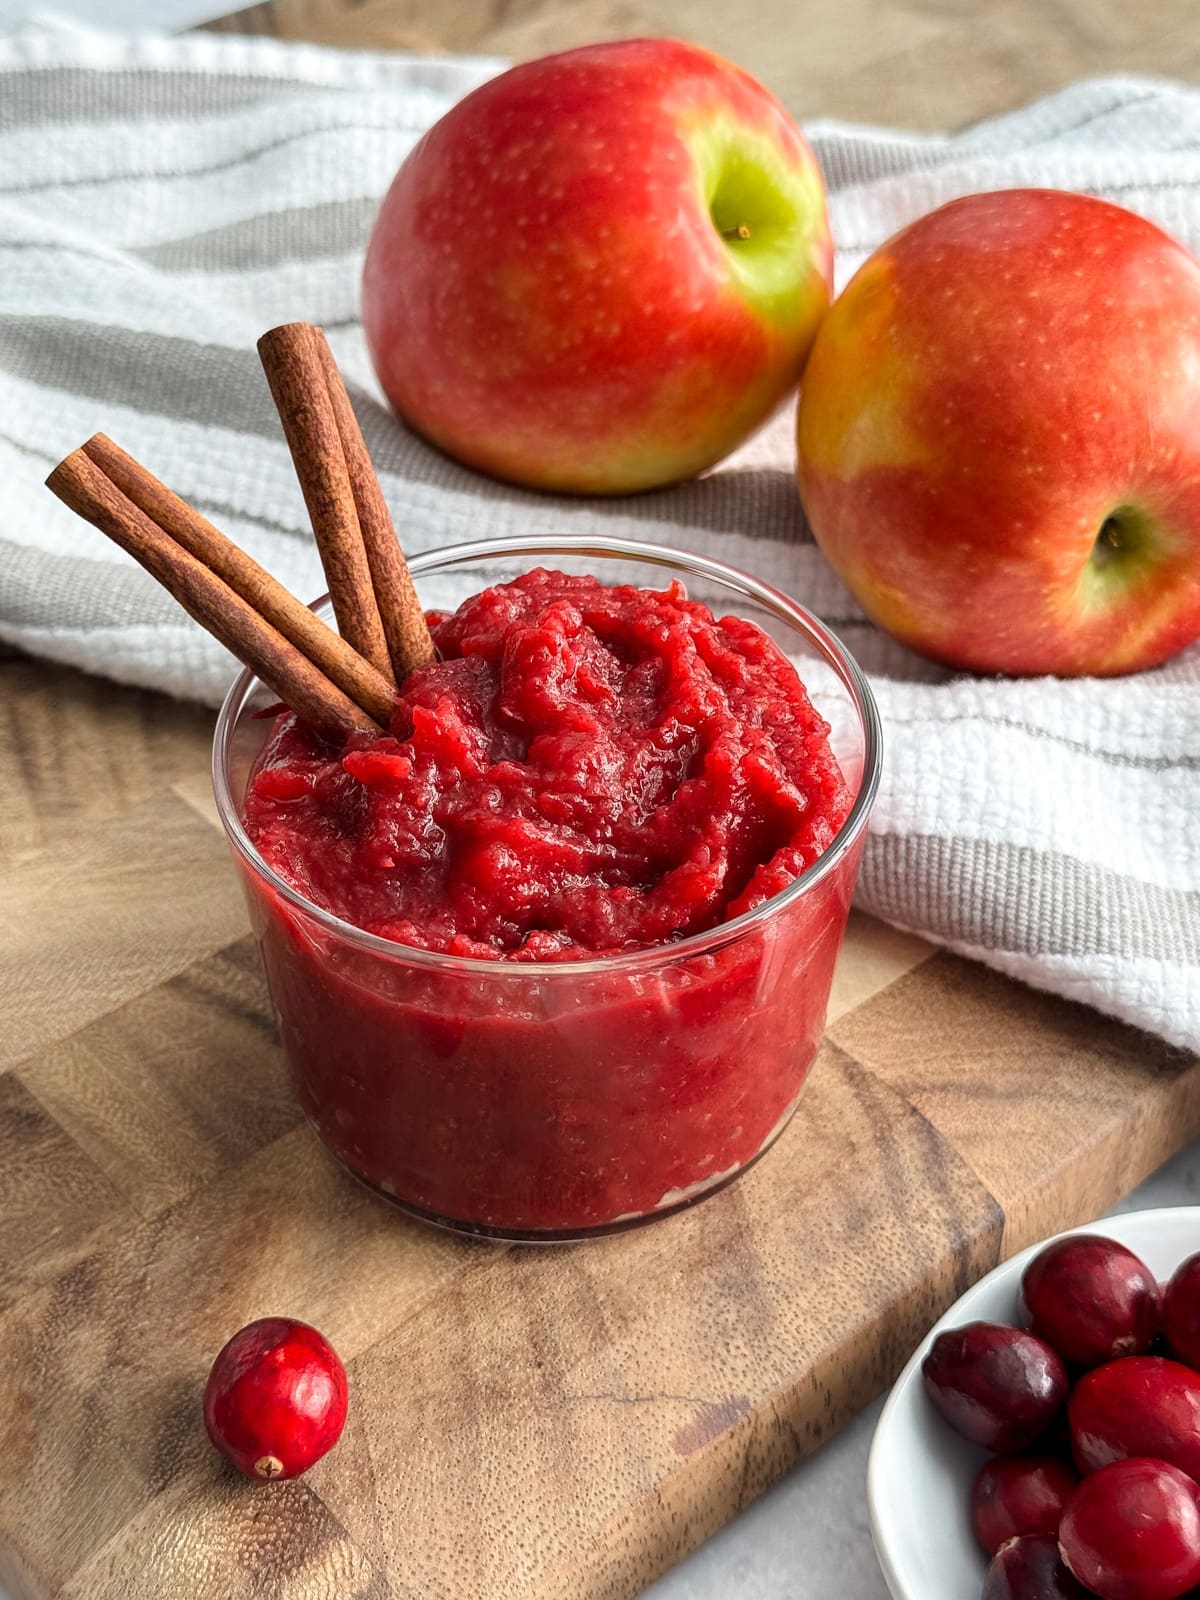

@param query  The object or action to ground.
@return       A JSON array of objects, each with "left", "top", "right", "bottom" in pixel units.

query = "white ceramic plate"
[{"left": 867, "top": 1206, "right": 1200, "bottom": 1600}]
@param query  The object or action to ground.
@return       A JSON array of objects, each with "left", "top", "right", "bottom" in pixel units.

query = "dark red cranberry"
[
  {"left": 922, "top": 1321, "right": 1068, "bottom": 1451},
  {"left": 204, "top": 1316, "right": 348, "bottom": 1481},
  {"left": 1059, "top": 1457, "right": 1200, "bottom": 1600},
  {"left": 1163, "top": 1254, "right": 1200, "bottom": 1371},
  {"left": 1069, "top": 1356, "right": 1200, "bottom": 1480},
  {"left": 982, "top": 1533, "right": 1091, "bottom": 1599},
  {"left": 971, "top": 1455, "right": 1079, "bottom": 1555},
  {"left": 1021, "top": 1234, "right": 1160, "bottom": 1369}
]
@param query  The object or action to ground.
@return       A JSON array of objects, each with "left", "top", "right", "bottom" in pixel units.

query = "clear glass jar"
[{"left": 212, "top": 536, "right": 881, "bottom": 1241}]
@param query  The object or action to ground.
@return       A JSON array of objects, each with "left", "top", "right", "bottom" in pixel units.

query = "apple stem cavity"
[
  {"left": 1093, "top": 516, "right": 1125, "bottom": 568},
  {"left": 1082, "top": 504, "right": 1167, "bottom": 607}
]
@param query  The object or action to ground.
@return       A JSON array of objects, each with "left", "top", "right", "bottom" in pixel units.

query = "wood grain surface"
[
  {"left": 5, "top": 3, "right": 1200, "bottom": 1596},
  {"left": 204, "top": 0, "right": 1200, "bottom": 131}
]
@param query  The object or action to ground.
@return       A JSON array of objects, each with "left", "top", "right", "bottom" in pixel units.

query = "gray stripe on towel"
[
  {"left": 0, "top": 538, "right": 182, "bottom": 630},
  {"left": 0, "top": 66, "right": 326, "bottom": 127},
  {"left": 0, "top": 197, "right": 374, "bottom": 273},
  {"left": 133, "top": 197, "right": 379, "bottom": 270},
  {"left": 0, "top": 316, "right": 284, "bottom": 434},
  {"left": 0, "top": 318, "right": 819, "bottom": 545},
  {"left": 882, "top": 711, "right": 1200, "bottom": 774},
  {"left": 0, "top": 114, "right": 421, "bottom": 196},
  {"left": 861, "top": 834, "right": 1200, "bottom": 965}
]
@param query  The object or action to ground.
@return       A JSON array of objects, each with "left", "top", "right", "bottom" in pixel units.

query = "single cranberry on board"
[
  {"left": 921, "top": 1321, "right": 1068, "bottom": 1451},
  {"left": 1069, "top": 1356, "right": 1200, "bottom": 1480},
  {"left": 1163, "top": 1253, "right": 1200, "bottom": 1370},
  {"left": 1021, "top": 1235, "right": 1160, "bottom": 1369},
  {"left": 1058, "top": 1457, "right": 1200, "bottom": 1600},
  {"left": 203, "top": 1317, "right": 348, "bottom": 1482},
  {"left": 981, "top": 1532, "right": 1091, "bottom": 1600},
  {"left": 970, "top": 1455, "right": 1079, "bottom": 1556}
]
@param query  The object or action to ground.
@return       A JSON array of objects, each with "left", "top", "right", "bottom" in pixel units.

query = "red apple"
[
  {"left": 363, "top": 38, "right": 832, "bottom": 494},
  {"left": 796, "top": 188, "right": 1200, "bottom": 676}
]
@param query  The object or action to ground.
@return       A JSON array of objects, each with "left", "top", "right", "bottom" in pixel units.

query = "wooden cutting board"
[{"left": 2, "top": 651, "right": 1198, "bottom": 1600}]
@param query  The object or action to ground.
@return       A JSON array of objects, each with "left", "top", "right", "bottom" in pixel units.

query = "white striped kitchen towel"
[{"left": 1, "top": 19, "right": 1197, "bottom": 1051}]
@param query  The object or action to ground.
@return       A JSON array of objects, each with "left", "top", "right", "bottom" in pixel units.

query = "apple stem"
[{"left": 721, "top": 224, "right": 752, "bottom": 241}]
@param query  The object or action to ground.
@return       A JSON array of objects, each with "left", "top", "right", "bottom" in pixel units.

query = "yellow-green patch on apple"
[{"left": 686, "top": 116, "right": 830, "bottom": 329}]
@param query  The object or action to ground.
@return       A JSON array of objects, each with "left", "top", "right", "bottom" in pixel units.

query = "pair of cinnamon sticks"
[{"left": 45, "top": 323, "right": 434, "bottom": 743}]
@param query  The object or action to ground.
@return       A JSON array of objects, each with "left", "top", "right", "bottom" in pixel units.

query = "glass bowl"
[{"left": 212, "top": 535, "right": 881, "bottom": 1241}]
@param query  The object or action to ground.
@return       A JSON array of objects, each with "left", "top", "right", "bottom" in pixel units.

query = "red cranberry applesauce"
[
  {"left": 231, "top": 543, "right": 877, "bottom": 1237},
  {"left": 41, "top": 333, "right": 876, "bottom": 1240}
]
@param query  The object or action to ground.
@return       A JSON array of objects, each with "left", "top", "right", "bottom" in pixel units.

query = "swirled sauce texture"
[{"left": 245, "top": 571, "right": 851, "bottom": 960}]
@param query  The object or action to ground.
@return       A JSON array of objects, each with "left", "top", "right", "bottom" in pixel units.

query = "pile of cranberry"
[{"left": 922, "top": 1234, "right": 1200, "bottom": 1600}]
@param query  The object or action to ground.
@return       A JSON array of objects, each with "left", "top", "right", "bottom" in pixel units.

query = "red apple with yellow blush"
[
  {"left": 363, "top": 38, "right": 832, "bottom": 494},
  {"left": 796, "top": 188, "right": 1200, "bottom": 677}
]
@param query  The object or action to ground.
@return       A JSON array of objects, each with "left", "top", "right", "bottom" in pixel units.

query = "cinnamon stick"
[
  {"left": 81, "top": 433, "right": 397, "bottom": 728},
  {"left": 45, "top": 324, "right": 432, "bottom": 747},
  {"left": 314, "top": 333, "right": 436, "bottom": 680},
  {"left": 257, "top": 323, "right": 397, "bottom": 686},
  {"left": 46, "top": 449, "right": 382, "bottom": 744}
]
